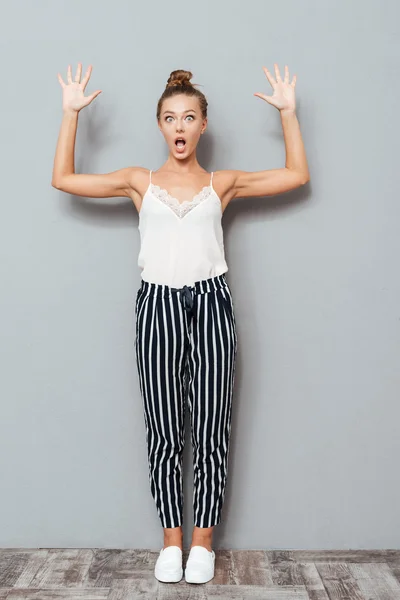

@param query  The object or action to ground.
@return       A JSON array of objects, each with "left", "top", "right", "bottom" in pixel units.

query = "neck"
[{"left": 161, "top": 152, "right": 202, "bottom": 174}]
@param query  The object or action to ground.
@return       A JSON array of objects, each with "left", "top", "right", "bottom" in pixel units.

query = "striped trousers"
[{"left": 134, "top": 273, "right": 237, "bottom": 528}]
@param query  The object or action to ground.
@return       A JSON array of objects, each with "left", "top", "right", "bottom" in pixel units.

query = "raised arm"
[
  {"left": 231, "top": 63, "right": 310, "bottom": 200},
  {"left": 51, "top": 62, "right": 133, "bottom": 198}
]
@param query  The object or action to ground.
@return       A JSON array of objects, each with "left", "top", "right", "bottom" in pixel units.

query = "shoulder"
[
  {"left": 212, "top": 170, "right": 238, "bottom": 211},
  {"left": 126, "top": 166, "right": 152, "bottom": 193},
  {"left": 124, "top": 167, "right": 152, "bottom": 213},
  {"left": 212, "top": 169, "right": 237, "bottom": 186}
]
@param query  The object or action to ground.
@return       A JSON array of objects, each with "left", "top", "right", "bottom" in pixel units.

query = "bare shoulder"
[
  {"left": 212, "top": 170, "right": 238, "bottom": 212},
  {"left": 125, "top": 166, "right": 152, "bottom": 213}
]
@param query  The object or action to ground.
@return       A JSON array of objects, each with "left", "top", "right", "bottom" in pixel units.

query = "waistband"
[
  {"left": 138, "top": 273, "right": 228, "bottom": 313},
  {"left": 139, "top": 272, "right": 228, "bottom": 297}
]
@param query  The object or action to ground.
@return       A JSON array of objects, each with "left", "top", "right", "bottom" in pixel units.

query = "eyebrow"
[{"left": 162, "top": 109, "right": 197, "bottom": 115}]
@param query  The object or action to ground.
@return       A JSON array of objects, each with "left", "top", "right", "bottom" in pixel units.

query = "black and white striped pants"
[{"left": 134, "top": 273, "right": 237, "bottom": 528}]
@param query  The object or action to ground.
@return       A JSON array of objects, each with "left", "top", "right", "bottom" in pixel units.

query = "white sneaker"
[
  {"left": 184, "top": 545, "right": 216, "bottom": 584},
  {"left": 154, "top": 546, "right": 183, "bottom": 582}
]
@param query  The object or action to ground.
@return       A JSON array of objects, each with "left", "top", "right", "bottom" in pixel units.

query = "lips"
[{"left": 175, "top": 137, "right": 187, "bottom": 153}]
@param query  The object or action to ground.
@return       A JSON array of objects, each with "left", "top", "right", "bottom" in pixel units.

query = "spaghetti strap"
[
  {"left": 149, "top": 170, "right": 152, "bottom": 184},
  {"left": 210, "top": 171, "right": 214, "bottom": 186}
]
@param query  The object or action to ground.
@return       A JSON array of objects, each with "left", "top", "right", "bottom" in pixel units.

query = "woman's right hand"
[{"left": 57, "top": 63, "right": 102, "bottom": 113}]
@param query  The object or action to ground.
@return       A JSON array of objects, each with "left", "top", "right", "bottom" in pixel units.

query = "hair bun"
[
  {"left": 157, "top": 70, "right": 207, "bottom": 121},
  {"left": 166, "top": 69, "right": 193, "bottom": 89}
]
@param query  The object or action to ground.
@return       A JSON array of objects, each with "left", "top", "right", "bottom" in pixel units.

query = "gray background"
[{"left": 0, "top": 0, "right": 399, "bottom": 550}]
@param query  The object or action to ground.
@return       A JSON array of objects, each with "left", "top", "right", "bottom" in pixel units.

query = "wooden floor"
[{"left": 0, "top": 548, "right": 399, "bottom": 599}]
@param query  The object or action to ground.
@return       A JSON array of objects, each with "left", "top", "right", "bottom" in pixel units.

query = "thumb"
[
  {"left": 84, "top": 90, "right": 102, "bottom": 106},
  {"left": 254, "top": 93, "right": 273, "bottom": 103}
]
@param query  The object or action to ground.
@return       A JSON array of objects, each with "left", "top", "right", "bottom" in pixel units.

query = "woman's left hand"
[{"left": 254, "top": 64, "right": 297, "bottom": 112}]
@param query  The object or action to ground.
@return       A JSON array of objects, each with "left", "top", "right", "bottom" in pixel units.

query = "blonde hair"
[{"left": 156, "top": 69, "right": 208, "bottom": 121}]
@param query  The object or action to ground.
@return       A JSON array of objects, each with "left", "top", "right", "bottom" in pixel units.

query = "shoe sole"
[
  {"left": 154, "top": 567, "right": 183, "bottom": 583},
  {"left": 184, "top": 570, "right": 214, "bottom": 584}
]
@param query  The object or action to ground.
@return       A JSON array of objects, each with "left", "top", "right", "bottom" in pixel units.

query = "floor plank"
[{"left": 1, "top": 549, "right": 400, "bottom": 600}]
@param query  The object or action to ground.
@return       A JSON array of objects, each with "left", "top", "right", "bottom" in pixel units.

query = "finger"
[
  {"left": 291, "top": 74, "right": 297, "bottom": 86},
  {"left": 57, "top": 73, "right": 66, "bottom": 88},
  {"left": 85, "top": 90, "right": 102, "bottom": 105},
  {"left": 67, "top": 64, "right": 72, "bottom": 84},
  {"left": 274, "top": 63, "right": 282, "bottom": 81},
  {"left": 254, "top": 93, "right": 272, "bottom": 103},
  {"left": 284, "top": 65, "right": 289, "bottom": 84},
  {"left": 74, "top": 62, "right": 82, "bottom": 84},
  {"left": 81, "top": 64, "right": 93, "bottom": 91},
  {"left": 262, "top": 66, "right": 276, "bottom": 88}
]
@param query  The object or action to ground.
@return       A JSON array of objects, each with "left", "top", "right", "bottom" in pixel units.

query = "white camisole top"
[{"left": 137, "top": 170, "right": 228, "bottom": 288}]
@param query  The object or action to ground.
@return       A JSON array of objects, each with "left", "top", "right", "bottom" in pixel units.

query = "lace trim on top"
[{"left": 150, "top": 183, "right": 213, "bottom": 218}]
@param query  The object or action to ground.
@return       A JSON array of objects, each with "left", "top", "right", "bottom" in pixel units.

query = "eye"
[{"left": 164, "top": 115, "right": 195, "bottom": 122}]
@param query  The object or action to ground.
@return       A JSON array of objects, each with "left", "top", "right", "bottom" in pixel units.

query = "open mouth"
[{"left": 175, "top": 137, "right": 186, "bottom": 148}]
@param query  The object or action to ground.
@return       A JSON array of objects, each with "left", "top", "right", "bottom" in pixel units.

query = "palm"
[
  {"left": 62, "top": 82, "right": 89, "bottom": 112},
  {"left": 254, "top": 63, "right": 296, "bottom": 112},
  {"left": 57, "top": 63, "right": 102, "bottom": 113}
]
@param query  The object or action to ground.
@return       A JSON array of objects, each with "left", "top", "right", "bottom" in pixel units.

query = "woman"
[{"left": 52, "top": 63, "right": 309, "bottom": 585}]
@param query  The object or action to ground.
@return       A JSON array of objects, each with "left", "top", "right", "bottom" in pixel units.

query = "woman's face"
[{"left": 158, "top": 94, "right": 207, "bottom": 158}]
